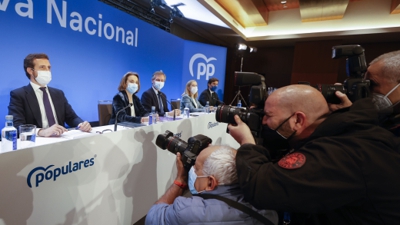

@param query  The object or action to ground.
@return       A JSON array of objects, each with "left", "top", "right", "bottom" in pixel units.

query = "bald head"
[{"left": 267, "top": 84, "right": 330, "bottom": 122}]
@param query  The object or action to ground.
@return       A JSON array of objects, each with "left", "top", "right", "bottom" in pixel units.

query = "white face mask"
[
  {"left": 35, "top": 71, "right": 52, "bottom": 86},
  {"left": 190, "top": 86, "right": 198, "bottom": 95},
  {"left": 372, "top": 83, "right": 400, "bottom": 110},
  {"left": 154, "top": 81, "right": 164, "bottom": 90},
  {"left": 127, "top": 83, "right": 138, "bottom": 94}
]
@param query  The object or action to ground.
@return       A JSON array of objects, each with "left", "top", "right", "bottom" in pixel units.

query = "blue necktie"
[
  {"left": 39, "top": 87, "right": 56, "bottom": 126},
  {"left": 158, "top": 92, "right": 165, "bottom": 115}
]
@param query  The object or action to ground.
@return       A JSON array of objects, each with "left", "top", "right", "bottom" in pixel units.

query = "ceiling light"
[
  {"left": 281, "top": 1, "right": 287, "bottom": 4},
  {"left": 249, "top": 47, "right": 257, "bottom": 53},
  {"left": 164, "top": 0, "right": 228, "bottom": 28},
  {"left": 171, "top": 3, "right": 185, "bottom": 18},
  {"left": 237, "top": 43, "right": 247, "bottom": 51},
  {"left": 151, "top": 0, "right": 167, "bottom": 9}
]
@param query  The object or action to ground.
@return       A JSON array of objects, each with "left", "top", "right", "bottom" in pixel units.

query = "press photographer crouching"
[
  {"left": 146, "top": 131, "right": 278, "bottom": 225},
  {"left": 228, "top": 84, "right": 400, "bottom": 225}
]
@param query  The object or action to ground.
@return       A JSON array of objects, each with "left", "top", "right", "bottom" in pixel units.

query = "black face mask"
[{"left": 262, "top": 113, "right": 296, "bottom": 151}]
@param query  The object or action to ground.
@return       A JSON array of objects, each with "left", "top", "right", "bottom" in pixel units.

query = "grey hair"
[
  {"left": 370, "top": 50, "right": 400, "bottom": 83},
  {"left": 151, "top": 70, "right": 166, "bottom": 80},
  {"left": 202, "top": 145, "right": 238, "bottom": 185}
]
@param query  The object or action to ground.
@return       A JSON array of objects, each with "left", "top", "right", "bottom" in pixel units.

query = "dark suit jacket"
[
  {"left": 141, "top": 87, "right": 169, "bottom": 116},
  {"left": 199, "top": 89, "right": 220, "bottom": 107},
  {"left": 109, "top": 91, "right": 149, "bottom": 124},
  {"left": 8, "top": 84, "right": 83, "bottom": 130}
]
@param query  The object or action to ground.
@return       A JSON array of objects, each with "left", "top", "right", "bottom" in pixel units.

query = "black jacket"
[
  {"left": 236, "top": 98, "right": 400, "bottom": 225},
  {"left": 140, "top": 87, "right": 169, "bottom": 116},
  {"left": 199, "top": 89, "right": 220, "bottom": 107},
  {"left": 109, "top": 91, "right": 148, "bottom": 124},
  {"left": 8, "top": 84, "right": 83, "bottom": 129}
]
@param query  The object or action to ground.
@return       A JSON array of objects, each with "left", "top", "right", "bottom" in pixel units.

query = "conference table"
[{"left": 0, "top": 113, "right": 239, "bottom": 225}]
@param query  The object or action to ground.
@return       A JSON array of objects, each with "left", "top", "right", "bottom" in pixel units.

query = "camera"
[
  {"left": 319, "top": 45, "right": 370, "bottom": 103},
  {"left": 215, "top": 105, "right": 262, "bottom": 134},
  {"left": 218, "top": 72, "right": 267, "bottom": 145},
  {"left": 234, "top": 71, "right": 267, "bottom": 108},
  {"left": 155, "top": 130, "right": 212, "bottom": 171},
  {"left": 215, "top": 105, "right": 264, "bottom": 144}
]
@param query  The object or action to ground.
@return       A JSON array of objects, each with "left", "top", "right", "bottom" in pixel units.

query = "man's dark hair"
[
  {"left": 208, "top": 78, "right": 219, "bottom": 85},
  {"left": 24, "top": 53, "right": 49, "bottom": 79}
]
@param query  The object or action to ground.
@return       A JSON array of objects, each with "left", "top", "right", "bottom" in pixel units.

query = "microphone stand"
[{"left": 114, "top": 103, "right": 133, "bottom": 131}]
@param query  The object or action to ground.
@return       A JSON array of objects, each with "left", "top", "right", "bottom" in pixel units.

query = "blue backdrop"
[{"left": 0, "top": 0, "right": 226, "bottom": 127}]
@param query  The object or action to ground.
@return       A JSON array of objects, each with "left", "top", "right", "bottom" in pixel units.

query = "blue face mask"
[
  {"left": 210, "top": 85, "right": 217, "bottom": 92},
  {"left": 188, "top": 166, "right": 208, "bottom": 195},
  {"left": 127, "top": 83, "right": 138, "bottom": 94},
  {"left": 153, "top": 81, "right": 164, "bottom": 90}
]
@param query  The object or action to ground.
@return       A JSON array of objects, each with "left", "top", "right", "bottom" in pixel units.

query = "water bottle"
[
  {"left": 184, "top": 107, "right": 190, "bottom": 118},
  {"left": 1, "top": 115, "right": 17, "bottom": 152},
  {"left": 237, "top": 100, "right": 242, "bottom": 108},
  {"left": 205, "top": 101, "right": 210, "bottom": 113},
  {"left": 149, "top": 106, "right": 156, "bottom": 125}
]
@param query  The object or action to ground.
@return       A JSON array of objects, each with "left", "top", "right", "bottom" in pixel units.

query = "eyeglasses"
[{"left": 95, "top": 129, "right": 113, "bottom": 134}]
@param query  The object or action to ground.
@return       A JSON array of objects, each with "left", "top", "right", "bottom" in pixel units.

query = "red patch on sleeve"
[{"left": 278, "top": 153, "right": 306, "bottom": 169}]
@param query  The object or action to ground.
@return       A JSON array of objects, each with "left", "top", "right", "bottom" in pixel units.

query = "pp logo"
[{"left": 189, "top": 53, "right": 217, "bottom": 80}]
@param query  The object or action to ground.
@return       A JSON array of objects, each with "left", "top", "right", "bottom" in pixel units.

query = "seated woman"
[
  {"left": 180, "top": 80, "right": 204, "bottom": 112},
  {"left": 109, "top": 72, "right": 149, "bottom": 124}
]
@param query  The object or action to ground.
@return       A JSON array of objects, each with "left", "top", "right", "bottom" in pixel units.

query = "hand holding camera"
[
  {"left": 328, "top": 90, "right": 353, "bottom": 112},
  {"left": 175, "top": 152, "right": 188, "bottom": 186},
  {"left": 227, "top": 115, "right": 256, "bottom": 145}
]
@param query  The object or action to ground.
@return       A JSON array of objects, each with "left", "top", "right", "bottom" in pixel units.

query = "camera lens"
[
  {"left": 215, "top": 105, "right": 244, "bottom": 125},
  {"left": 155, "top": 131, "right": 188, "bottom": 155}
]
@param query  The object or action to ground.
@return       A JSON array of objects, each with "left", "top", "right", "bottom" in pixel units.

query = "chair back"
[
  {"left": 98, "top": 100, "right": 113, "bottom": 126},
  {"left": 171, "top": 99, "right": 180, "bottom": 111}
]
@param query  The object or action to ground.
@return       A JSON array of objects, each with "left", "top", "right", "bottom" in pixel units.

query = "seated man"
[
  {"left": 8, "top": 53, "right": 91, "bottom": 137},
  {"left": 199, "top": 77, "right": 222, "bottom": 107},
  {"left": 141, "top": 71, "right": 180, "bottom": 117},
  {"left": 229, "top": 84, "right": 400, "bottom": 224},
  {"left": 145, "top": 145, "right": 278, "bottom": 225}
]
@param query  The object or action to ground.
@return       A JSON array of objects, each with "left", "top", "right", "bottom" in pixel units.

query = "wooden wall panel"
[{"left": 291, "top": 40, "right": 341, "bottom": 86}]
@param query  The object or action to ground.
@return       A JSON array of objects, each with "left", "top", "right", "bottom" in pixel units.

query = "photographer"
[
  {"left": 145, "top": 145, "right": 278, "bottom": 225},
  {"left": 330, "top": 50, "right": 400, "bottom": 135},
  {"left": 229, "top": 84, "right": 400, "bottom": 224}
]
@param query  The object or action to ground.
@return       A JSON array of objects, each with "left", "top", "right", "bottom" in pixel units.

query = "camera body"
[
  {"left": 215, "top": 105, "right": 264, "bottom": 144},
  {"left": 320, "top": 45, "right": 370, "bottom": 103},
  {"left": 155, "top": 130, "right": 212, "bottom": 171},
  {"left": 234, "top": 72, "right": 267, "bottom": 107}
]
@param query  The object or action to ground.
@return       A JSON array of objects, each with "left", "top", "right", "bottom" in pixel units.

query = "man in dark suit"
[
  {"left": 199, "top": 78, "right": 221, "bottom": 107},
  {"left": 141, "top": 71, "right": 180, "bottom": 117},
  {"left": 8, "top": 53, "right": 91, "bottom": 137}
]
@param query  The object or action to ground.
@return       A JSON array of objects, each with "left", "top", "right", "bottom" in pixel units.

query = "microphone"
[
  {"left": 114, "top": 103, "right": 133, "bottom": 131},
  {"left": 213, "top": 97, "right": 225, "bottom": 106}
]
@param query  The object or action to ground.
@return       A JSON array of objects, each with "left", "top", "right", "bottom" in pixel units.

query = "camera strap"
[{"left": 194, "top": 193, "right": 275, "bottom": 225}]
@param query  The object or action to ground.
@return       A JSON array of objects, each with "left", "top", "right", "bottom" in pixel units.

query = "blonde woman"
[{"left": 180, "top": 80, "right": 204, "bottom": 112}]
